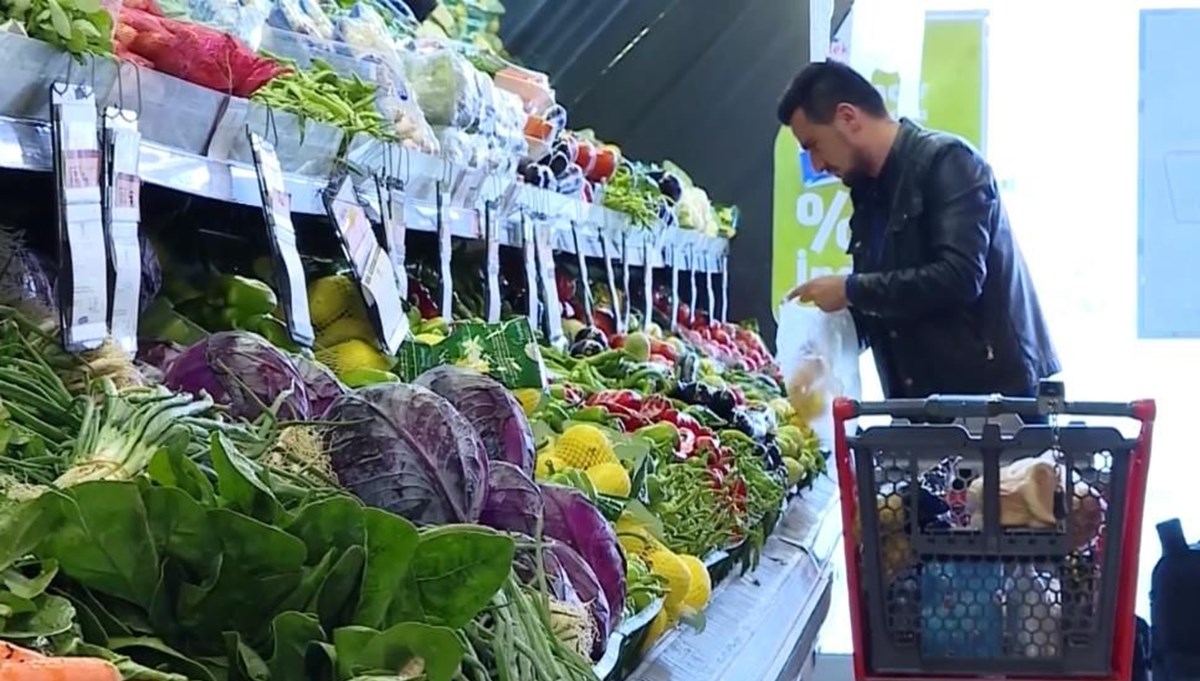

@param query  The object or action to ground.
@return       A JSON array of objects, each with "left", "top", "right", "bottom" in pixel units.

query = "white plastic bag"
[{"left": 775, "top": 302, "right": 862, "bottom": 445}]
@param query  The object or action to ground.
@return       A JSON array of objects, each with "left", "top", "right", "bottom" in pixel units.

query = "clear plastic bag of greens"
[
  {"left": 0, "top": 228, "right": 57, "bottom": 322},
  {"left": 404, "top": 42, "right": 484, "bottom": 129},
  {"left": 775, "top": 301, "right": 861, "bottom": 445}
]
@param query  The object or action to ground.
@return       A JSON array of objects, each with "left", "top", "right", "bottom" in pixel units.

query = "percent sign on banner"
[{"left": 795, "top": 188, "right": 852, "bottom": 283}]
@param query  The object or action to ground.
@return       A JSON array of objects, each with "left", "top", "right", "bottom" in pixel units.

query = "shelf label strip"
[
  {"left": 102, "top": 109, "right": 143, "bottom": 356},
  {"left": 485, "top": 202, "right": 501, "bottom": 324}
]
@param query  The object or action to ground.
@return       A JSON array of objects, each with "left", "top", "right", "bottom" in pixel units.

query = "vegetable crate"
[{"left": 832, "top": 390, "right": 1155, "bottom": 681}]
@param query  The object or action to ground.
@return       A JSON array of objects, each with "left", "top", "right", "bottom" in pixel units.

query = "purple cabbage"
[
  {"left": 480, "top": 461, "right": 543, "bottom": 537},
  {"left": 163, "top": 331, "right": 310, "bottom": 421},
  {"left": 515, "top": 538, "right": 612, "bottom": 660},
  {"left": 413, "top": 366, "right": 536, "bottom": 475},
  {"left": 539, "top": 483, "right": 625, "bottom": 632},
  {"left": 320, "top": 383, "right": 489, "bottom": 525},
  {"left": 289, "top": 352, "right": 347, "bottom": 418}
]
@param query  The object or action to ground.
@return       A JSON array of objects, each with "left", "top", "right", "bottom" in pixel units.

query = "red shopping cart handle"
[{"left": 833, "top": 394, "right": 1156, "bottom": 422}]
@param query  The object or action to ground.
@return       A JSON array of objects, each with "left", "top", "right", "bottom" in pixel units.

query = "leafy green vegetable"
[
  {"left": 388, "top": 524, "right": 515, "bottom": 628},
  {"left": 333, "top": 622, "right": 463, "bottom": 681},
  {"left": 351, "top": 508, "right": 419, "bottom": 629}
]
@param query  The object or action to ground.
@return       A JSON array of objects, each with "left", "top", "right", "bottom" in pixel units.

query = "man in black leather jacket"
[{"left": 778, "top": 61, "right": 1059, "bottom": 399}]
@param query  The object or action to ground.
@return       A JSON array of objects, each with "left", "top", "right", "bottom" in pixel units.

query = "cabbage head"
[{"left": 163, "top": 331, "right": 310, "bottom": 421}]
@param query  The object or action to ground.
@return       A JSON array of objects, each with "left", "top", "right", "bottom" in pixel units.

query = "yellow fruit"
[
  {"left": 640, "top": 607, "right": 674, "bottom": 653},
  {"left": 316, "top": 339, "right": 392, "bottom": 378},
  {"left": 307, "top": 275, "right": 361, "bottom": 329},
  {"left": 646, "top": 548, "right": 692, "bottom": 614},
  {"left": 677, "top": 554, "right": 712, "bottom": 611},
  {"left": 413, "top": 333, "right": 445, "bottom": 345},
  {"left": 512, "top": 388, "right": 544, "bottom": 416},
  {"left": 535, "top": 453, "right": 567, "bottom": 480},
  {"left": 615, "top": 515, "right": 660, "bottom": 559},
  {"left": 784, "top": 457, "right": 804, "bottom": 487},
  {"left": 317, "top": 315, "right": 377, "bottom": 348},
  {"left": 553, "top": 424, "right": 616, "bottom": 469},
  {"left": 586, "top": 461, "right": 631, "bottom": 498}
]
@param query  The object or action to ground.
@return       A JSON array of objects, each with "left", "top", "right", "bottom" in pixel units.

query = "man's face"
[{"left": 789, "top": 104, "right": 871, "bottom": 186}]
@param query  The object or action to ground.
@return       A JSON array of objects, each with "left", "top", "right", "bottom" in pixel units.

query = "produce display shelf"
[{"left": 626, "top": 472, "right": 842, "bottom": 681}]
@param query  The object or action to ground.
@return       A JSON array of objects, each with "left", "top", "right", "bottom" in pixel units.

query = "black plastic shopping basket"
[{"left": 833, "top": 386, "right": 1155, "bottom": 681}]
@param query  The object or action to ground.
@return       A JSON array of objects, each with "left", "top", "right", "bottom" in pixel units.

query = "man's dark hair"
[{"left": 776, "top": 60, "right": 888, "bottom": 126}]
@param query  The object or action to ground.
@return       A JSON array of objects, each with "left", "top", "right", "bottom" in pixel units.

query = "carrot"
[
  {"left": 0, "top": 658, "right": 120, "bottom": 681},
  {"left": 0, "top": 643, "right": 43, "bottom": 664}
]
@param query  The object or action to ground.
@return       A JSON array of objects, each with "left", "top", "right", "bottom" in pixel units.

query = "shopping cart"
[{"left": 832, "top": 385, "right": 1155, "bottom": 681}]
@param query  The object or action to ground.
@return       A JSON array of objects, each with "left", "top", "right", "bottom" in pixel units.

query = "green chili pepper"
[
  {"left": 220, "top": 274, "right": 278, "bottom": 318},
  {"left": 572, "top": 406, "right": 610, "bottom": 423},
  {"left": 635, "top": 422, "right": 679, "bottom": 451}
]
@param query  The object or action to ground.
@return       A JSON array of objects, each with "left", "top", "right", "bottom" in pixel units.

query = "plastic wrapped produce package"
[
  {"left": 0, "top": 228, "right": 56, "bottom": 321},
  {"left": 404, "top": 42, "right": 484, "bottom": 129}
]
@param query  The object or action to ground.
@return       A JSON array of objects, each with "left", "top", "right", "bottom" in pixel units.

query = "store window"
[{"left": 819, "top": 0, "right": 1200, "bottom": 656}]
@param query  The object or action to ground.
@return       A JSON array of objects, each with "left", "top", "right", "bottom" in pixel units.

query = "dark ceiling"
[{"left": 500, "top": 0, "right": 813, "bottom": 338}]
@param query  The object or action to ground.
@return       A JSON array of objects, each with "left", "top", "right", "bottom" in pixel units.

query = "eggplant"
[
  {"left": 762, "top": 438, "right": 784, "bottom": 472},
  {"left": 548, "top": 151, "right": 571, "bottom": 177},
  {"left": 658, "top": 173, "right": 683, "bottom": 202},
  {"left": 707, "top": 388, "right": 737, "bottom": 420},
  {"left": 573, "top": 326, "right": 609, "bottom": 346},
  {"left": 675, "top": 352, "right": 700, "bottom": 384},
  {"left": 569, "top": 338, "right": 606, "bottom": 358}
]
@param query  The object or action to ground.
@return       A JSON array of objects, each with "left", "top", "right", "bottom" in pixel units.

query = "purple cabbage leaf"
[
  {"left": 163, "top": 331, "right": 310, "bottom": 421},
  {"left": 539, "top": 483, "right": 625, "bottom": 633},
  {"left": 479, "top": 461, "right": 543, "bottom": 537}
]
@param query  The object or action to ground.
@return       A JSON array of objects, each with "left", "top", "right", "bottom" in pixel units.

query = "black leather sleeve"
[{"left": 849, "top": 144, "right": 995, "bottom": 319}]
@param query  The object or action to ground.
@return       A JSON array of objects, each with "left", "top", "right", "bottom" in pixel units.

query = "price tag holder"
[
  {"left": 51, "top": 84, "right": 107, "bottom": 352},
  {"left": 484, "top": 202, "right": 501, "bottom": 323},
  {"left": 102, "top": 110, "right": 142, "bottom": 355},
  {"left": 620, "top": 231, "right": 632, "bottom": 332},
  {"left": 705, "top": 249, "right": 716, "bottom": 321},
  {"left": 248, "top": 130, "right": 314, "bottom": 347},
  {"left": 720, "top": 254, "right": 730, "bottom": 322},
  {"left": 669, "top": 240, "right": 682, "bottom": 332},
  {"left": 435, "top": 182, "right": 454, "bottom": 321},
  {"left": 534, "top": 221, "right": 564, "bottom": 344},
  {"left": 521, "top": 212, "right": 539, "bottom": 328},
  {"left": 569, "top": 221, "right": 593, "bottom": 321},
  {"left": 385, "top": 179, "right": 408, "bottom": 302},
  {"left": 601, "top": 230, "right": 624, "bottom": 335},
  {"left": 642, "top": 238, "right": 655, "bottom": 331},
  {"left": 325, "top": 176, "right": 408, "bottom": 353},
  {"left": 687, "top": 243, "right": 699, "bottom": 327}
]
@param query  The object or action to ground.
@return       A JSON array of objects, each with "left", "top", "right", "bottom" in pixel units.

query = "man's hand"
[{"left": 787, "top": 275, "right": 849, "bottom": 312}]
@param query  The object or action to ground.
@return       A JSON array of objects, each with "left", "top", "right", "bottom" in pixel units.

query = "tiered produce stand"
[{"left": 0, "top": 2, "right": 840, "bottom": 679}]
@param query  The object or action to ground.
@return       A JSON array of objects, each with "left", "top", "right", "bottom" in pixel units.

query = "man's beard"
[{"left": 838, "top": 148, "right": 874, "bottom": 187}]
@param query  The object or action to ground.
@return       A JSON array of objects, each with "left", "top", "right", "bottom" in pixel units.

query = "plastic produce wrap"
[
  {"left": 139, "top": 232, "right": 162, "bottom": 312},
  {"left": 372, "top": 53, "right": 440, "bottom": 153},
  {"left": 404, "top": 42, "right": 483, "bottom": 128},
  {"left": 334, "top": 2, "right": 394, "bottom": 55},
  {"left": 434, "top": 126, "right": 487, "bottom": 169},
  {"left": 775, "top": 302, "right": 861, "bottom": 445},
  {"left": 267, "top": 0, "right": 334, "bottom": 39},
  {"left": 488, "top": 87, "right": 527, "bottom": 172},
  {"left": 170, "top": 0, "right": 269, "bottom": 43},
  {"left": 0, "top": 228, "right": 56, "bottom": 321}
]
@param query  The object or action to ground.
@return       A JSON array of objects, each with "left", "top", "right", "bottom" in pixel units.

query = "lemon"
[
  {"left": 307, "top": 275, "right": 361, "bottom": 329},
  {"left": 784, "top": 457, "right": 805, "bottom": 487},
  {"left": 646, "top": 548, "right": 692, "bottom": 614},
  {"left": 586, "top": 461, "right": 631, "bottom": 497},
  {"left": 615, "top": 515, "right": 660, "bottom": 559},
  {"left": 640, "top": 607, "right": 675, "bottom": 653},
  {"left": 413, "top": 333, "right": 445, "bottom": 346},
  {"left": 512, "top": 388, "right": 544, "bottom": 416},
  {"left": 554, "top": 424, "right": 617, "bottom": 469},
  {"left": 316, "top": 315, "right": 377, "bottom": 348},
  {"left": 677, "top": 554, "right": 712, "bottom": 611},
  {"left": 316, "top": 339, "right": 392, "bottom": 378}
]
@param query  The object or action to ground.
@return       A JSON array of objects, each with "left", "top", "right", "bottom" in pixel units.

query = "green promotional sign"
[{"left": 770, "top": 12, "right": 987, "bottom": 315}]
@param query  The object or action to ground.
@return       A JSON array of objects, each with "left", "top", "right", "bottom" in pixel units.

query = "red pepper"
[
  {"left": 729, "top": 385, "right": 746, "bottom": 406},
  {"left": 601, "top": 402, "right": 650, "bottom": 431},
  {"left": 640, "top": 394, "right": 673, "bottom": 419},
  {"left": 694, "top": 435, "right": 719, "bottom": 458},
  {"left": 649, "top": 353, "right": 673, "bottom": 366},
  {"left": 587, "top": 389, "right": 643, "bottom": 411},
  {"left": 650, "top": 339, "right": 678, "bottom": 361},
  {"left": 609, "top": 334, "right": 625, "bottom": 349},
  {"left": 671, "top": 412, "right": 711, "bottom": 440},
  {"left": 707, "top": 467, "right": 725, "bottom": 490},
  {"left": 677, "top": 428, "right": 696, "bottom": 457}
]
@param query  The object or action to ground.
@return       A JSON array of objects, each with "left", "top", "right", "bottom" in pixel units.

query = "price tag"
[
  {"left": 705, "top": 250, "right": 716, "bottom": 320},
  {"left": 569, "top": 221, "right": 593, "bottom": 321},
  {"left": 534, "top": 221, "right": 564, "bottom": 344},
  {"left": 521, "top": 212, "right": 539, "bottom": 328},
  {"left": 669, "top": 241, "right": 681, "bottom": 332},
  {"left": 385, "top": 180, "right": 408, "bottom": 301},
  {"left": 102, "top": 110, "right": 142, "bottom": 355},
  {"left": 601, "top": 230, "right": 624, "bottom": 334},
  {"left": 620, "top": 231, "right": 632, "bottom": 332},
  {"left": 51, "top": 84, "right": 107, "bottom": 352},
  {"left": 642, "top": 238, "right": 655, "bottom": 331},
  {"left": 687, "top": 244, "right": 699, "bottom": 327},
  {"left": 248, "top": 130, "right": 314, "bottom": 346},
  {"left": 720, "top": 254, "right": 730, "bottom": 322},
  {"left": 436, "top": 182, "right": 454, "bottom": 322},
  {"left": 484, "top": 202, "right": 501, "bottom": 323},
  {"left": 325, "top": 176, "right": 408, "bottom": 353}
]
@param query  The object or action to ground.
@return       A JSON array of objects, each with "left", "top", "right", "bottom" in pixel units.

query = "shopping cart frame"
[{"left": 832, "top": 392, "right": 1156, "bottom": 681}]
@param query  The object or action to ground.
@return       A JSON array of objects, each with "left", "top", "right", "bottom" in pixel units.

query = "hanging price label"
[
  {"left": 102, "top": 110, "right": 142, "bottom": 355},
  {"left": 569, "top": 221, "right": 593, "bottom": 321},
  {"left": 669, "top": 241, "right": 681, "bottom": 332},
  {"left": 621, "top": 232, "right": 631, "bottom": 331},
  {"left": 720, "top": 254, "right": 730, "bottom": 322},
  {"left": 386, "top": 181, "right": 408, "bottom": 302},
  {"left": 484, "top": 202, "right": 501, "bottom": 323},
  {"left": 521, "top": 212, "right": 539, "bottom": 328},
  {"left": 687, "top": 244, "right": 699, "bottom": 327},
  {"left": 705, "top": 249, "right": 716, "bottom": 320},
  {"left": 534, "top": 221, "right": 564, "bottom": 344},
  {"left": 326, "top": 176, "right": 408, "bottom": 353},
  {"left": 436, "top": 182, "right": 454, "bottom": 322},
  {"left": 52, "top": 84, "right": 107, "bottom": 352},
  {"left": 248, "top": 130, "right": 314, "bottom": 347},
  {"left": 642, "top": 238, "right": 655, "bottom": 331},
  {"left": 601, "top": 231, "right": 624, "bottom": 335}
]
